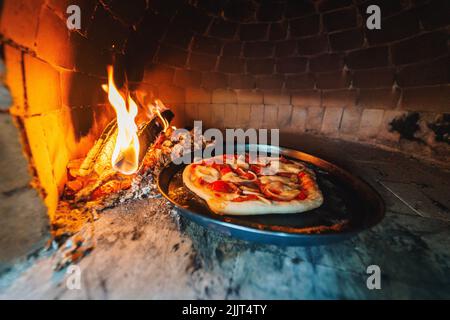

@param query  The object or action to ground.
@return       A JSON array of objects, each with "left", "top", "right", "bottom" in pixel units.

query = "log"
[{"left": 72, "top": 109, "right": 174, "bottom": 202}]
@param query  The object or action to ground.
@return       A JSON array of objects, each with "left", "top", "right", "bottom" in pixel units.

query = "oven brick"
[
  {"left": 230, "top": 74, "right": 255, "bottom": 89},
  {"left": 285, "top": 74, "right": 315, "bottom": 90},
  {"left": 189, "top": 53, "right": 217, "bottom": 72},
  {"left": 310, "top": 53, "right": 344, "bottom": 73},
  {"left": 218, "top": 56, "right": 246, "bottom": 74},
  {"left": 212, "top": 103, "right": 225, "bottom": 128},
  {"left": 276, "top": 57, "right": 307, "bottom": 73},
  {"left": 391, "top": 32, "right": 448, "bottom": 66},
  {"left": 0, "top": 0, "right": 43, "bottom": 49},
  {"left": 222, "top": 42, "right": 242, "bottom": 57},
  {"left": 397, "top": 57, "right": 449, "bottom": 88},
  {"left": 184, "top": 103, "right": 198, "bottom": 122},
  {"left": 329, "top": 28, "right": 364, "bottom": 52},
  {"left": 87, "top": 5, "right": 129, "bottom": 51},
  {"left": 157, "top": 85, "right": 185, "bottom": 104},
  {"left": 365, "top": 10, "right": 420, "bottom": 45},
  {"left": 102, "top": 0, "right": 147, "bottom": 25},
  {"left": 416, "top": 0, "right": 450, "bottom": 30},
  {"left": 358, "top": 88, "right": 400, "bottom": 110},
  {"left": 223, "top": 104, "right": 238, "bottom": 128},
  {"left": 23, "top": 116, "right": 58, "bottom": 215},
  {"left": 235, "top": 104, "right": 252, "bottom": 127},
  {"left": 24, "top": 55, "right": 61, "bottom": 115},
  {"left": 305, "top": 107, "right": 325, "bottom": 132},
  {"left": 316, "top": 71, "right": 350, "bottom": 89},
  {"left": 358, "top": 0, "right": 403, "bottom": 19},
  {"left": 321, "top": 107, "right": 344, "bottom": 135},
  {"left": 243, "top": 42, "right": 274, "bottom": 58},
  {"left": 249, "top": 104, "right": 264, "bottom": 129},
  {"left": 256, "top": 75, "right": 284, "bottom": 90},
  {"left": 143, "top": 64, "right": 175, "bottom": 85},
  {"left": 297, "top": 35, "right": 329, "bottom": 56},
  {"left": 318, "top": 0, "right": 353, "bottom": 12},
  {"left": 247, "top": 59, "right": 275, "bottom": 75},
  {"left": 158, "top": 45, "right": 188, "bottom": 68},
  {"left": 240, "top": 23, "right": 269, "bottom": 41},
  {"left": 269, "top": 22, "right": 288, "bottom": 41},
  {"left": 290, "top": 15, "right": 320, "bottom": 37},
  {"left": 72, "top": 32, "right": 111, "bottom": 77},
  {"left": 236, "top": 90, "right": 263, "bottom": 104},
  {"left": 263, "top": 104, "right": 278, "bottom": 128},
  {"left": 196, "top": 0, "right": 222, "bottom": 15},
  {"left": 339, "top": 107, "right": 362, "bottom": 134},
  {"left": 291, "top": 90, "right": 321, "bottom": 108},
  {"left": 258, "top": 2, "right": 284, "bottom": 22},
  {"left": 352, "top": 68, "right": 395, "bottom": 88},
  {"left": 185, "top": 87, "right": 212, "bottom": 104},
  {"left": 173, "top": 69, "right": 202, "bottom": 88},
  {"left": 172, "top": 4, "right": 211, "bottom": 34},
  {"left": 288, "top": 106, "right": 307, "bottom": 132},
  {"left": 36, "top": 6, "right": 73, "bottom": 69},
  {"left": 323, "top": 7, "right": 357, "bottom": 32},
  {"left": 192, "top": 36, "right": 223, "bottom": 55},
  {"left": 47, "top": 0, "right": 97, "bottom": 35},
  {"left": 346, "top": 47, "right": 390, "bottom": 70},
  {"left": 212, "top": 89, "right": 237, "bottom": 104},
  {"left": 209, "top": 19, "right": 237, "bottom": 39},
  {"left": 197, "top": 103, "right": 213, "bottom": 128},
  {"left": 60, "top": 71, "right": 106, "bottom": 108},
  {"left": 377, "top": 110, "right": 407, "bottom": 142},
  {"left": 278, "top": 105, "right": 293, "bottom": 128},
  {"left": 359, "top": 109, "right": 385, "bottom": 139},
  {"left": 223, "top": 0, "right": 255, "bottom": 22},
  {"left": 285, "top": 0, "right": 315, "bottom": 18},
  {"left": 322, "top": 89, "right": 356, "bottom": 108},
  {"left": 275, "top": 40, "right": 297, "bottom": 58},
  {"left": 201, "top": 73, "right": 229, "bottom": 90},
  {"left": 400, "top": 85, "right": 450, "bottom": 113},
  {"left": 4, "top": 46, "right": 25, "bottom": 113},
  {"left": 263, "top": 91, "right": 290, "bottom": 105}
]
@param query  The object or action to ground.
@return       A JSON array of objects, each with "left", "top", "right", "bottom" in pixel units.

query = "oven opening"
[{"left": 0, "top": 0, "right": 448, "bottom": 300}]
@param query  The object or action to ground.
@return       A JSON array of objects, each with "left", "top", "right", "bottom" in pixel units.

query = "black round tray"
[{"left": 157, "top": 144, "right": 385, "bottom": 246}]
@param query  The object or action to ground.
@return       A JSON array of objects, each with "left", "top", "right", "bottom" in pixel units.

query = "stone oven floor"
[{"left": 0, "top": 115, "right": 449, "bottom": 299}]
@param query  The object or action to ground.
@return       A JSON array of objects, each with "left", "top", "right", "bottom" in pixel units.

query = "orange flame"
[
  {"left": 146, "top": 99, "right": 170, "bottom": 132},
  {"left": 102, "top": 66, "right": 140, "bottom": 175}
]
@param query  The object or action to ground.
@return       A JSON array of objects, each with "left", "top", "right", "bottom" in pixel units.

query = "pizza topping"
[
  {"left": 297, "top": 190, "right": 308, "bottom": 200},
  {"left": 221, "top": 170, "right": 257, "bottom": 184},
  {"left": 231, "top": 194, "right": 259, "bottom": 202},
  {"left": 194, "top": 165, "right": 220, "bottom": 183},
  {"left": 249, "top": 164, "right": 261, "bottom": 174},
  {"left": 240, "top": 184, "right": 259, "bottom": 192},
  {"left": 234, "top": 167, "right": 257, "bottom": 181},
  {"left": 236, "top": 154, "right": 250, "bottom": 169},
  {"left": 259, "top": 175, "right": 297, "bottom": 186},
  {"left": 219, "top": 165, "right": 232, "bottom": 175},
  {"left": 262, "top": 181, "right": 301, "bottom": 201},
  {"left": 209, "top": 180, "right": 237, "bottom": 193}
]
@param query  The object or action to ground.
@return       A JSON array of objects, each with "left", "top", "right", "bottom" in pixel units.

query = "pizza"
[{"left": 182, "top": 153, "right": 323, "bottom": 215}]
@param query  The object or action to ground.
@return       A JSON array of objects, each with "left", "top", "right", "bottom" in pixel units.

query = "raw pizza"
[{"left": 182, "top": 154, "right": 323, "bottom": 215}]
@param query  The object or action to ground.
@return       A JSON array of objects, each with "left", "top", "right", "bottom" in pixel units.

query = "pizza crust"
[{"left": 182, "top": 155, "right": 324, "bottom": 215}]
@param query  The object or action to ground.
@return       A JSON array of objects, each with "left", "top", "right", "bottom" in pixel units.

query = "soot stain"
[
  {"left": 389, "top": 112, "right": 423, "bottom": 143},
  {"left": 428, "top": 114, "right": 450, "bottom": 145}
]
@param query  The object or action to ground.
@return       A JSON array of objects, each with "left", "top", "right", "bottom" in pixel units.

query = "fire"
[
  {"left": 153, "top": 100, "right": 170, "bottom": 132},
  {"left": 102, "top": 66, "right": 140, "bottom": 175}
]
